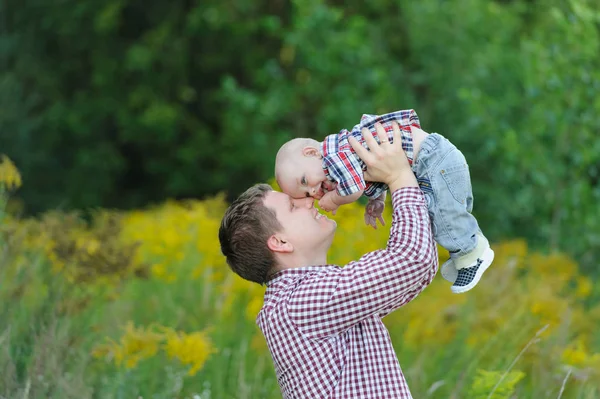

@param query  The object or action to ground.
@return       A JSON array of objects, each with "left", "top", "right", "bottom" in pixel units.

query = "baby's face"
[{"left": 278, "top": 153, "right": 329, "bottom": 199}]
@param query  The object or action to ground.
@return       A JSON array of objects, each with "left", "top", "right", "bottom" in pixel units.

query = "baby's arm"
[
  {"left": 373, "top": 191, "right": 386, "bottom": 202},
  {"left": 318, "top": 189, "right": 364, "bottom": 213}
]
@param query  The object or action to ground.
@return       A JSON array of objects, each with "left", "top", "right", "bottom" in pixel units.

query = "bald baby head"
[{"left": 274, "top": 138, "right": 327, "bottom": 199}]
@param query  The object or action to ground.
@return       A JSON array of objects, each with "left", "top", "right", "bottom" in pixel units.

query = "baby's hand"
[
  {"left": 364, "top": 199, "right": 385, "bottom": 229},
  {"left": 318, "top": 191, "right": 339, "bottom": 215}
]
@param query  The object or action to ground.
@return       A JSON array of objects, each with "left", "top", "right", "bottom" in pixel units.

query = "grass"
[{"left": 1, "top": 187, "right": 599, "bottom": 398}]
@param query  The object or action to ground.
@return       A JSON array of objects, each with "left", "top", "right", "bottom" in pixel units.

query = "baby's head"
[{"left": 275, "top": 138, "right": 328, "bottom": 199}]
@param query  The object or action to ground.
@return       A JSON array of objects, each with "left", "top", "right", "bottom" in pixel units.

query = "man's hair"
[{"left": 219, "top": 183, "right": 282, "bottom": 284}]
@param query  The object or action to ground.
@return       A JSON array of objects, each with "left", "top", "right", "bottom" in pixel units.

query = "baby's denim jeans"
[{"left": 412, "top": 133, "right": 481, "bottom": 258}]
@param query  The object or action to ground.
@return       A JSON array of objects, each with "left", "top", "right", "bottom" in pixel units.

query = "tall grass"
[{"left": 1, "top": 158, "right": 599, "bottom": 398}]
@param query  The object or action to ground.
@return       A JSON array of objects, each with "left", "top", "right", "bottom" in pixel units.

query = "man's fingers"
[
  {"left": 374, "top": 122, "right": 389, "bottom": 146},
  {"left": 360, "top": 126, "right": 380, "bottom": 152},
  {"left": 361, "top": 126, "right": 386, "bottom": 160},
  {"left": 391, "top": 122, "right": 402, "bottom": 149},
  {"left": 348, "top": 136, "right": 372, "bottom": 164}
]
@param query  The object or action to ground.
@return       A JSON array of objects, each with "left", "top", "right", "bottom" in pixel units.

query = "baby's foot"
[
  {"left": 451, "top": 246, "right": 495, "bottom": 294},
  {"left": 441, "top": 259, "right": 458, "bottom": 283}
]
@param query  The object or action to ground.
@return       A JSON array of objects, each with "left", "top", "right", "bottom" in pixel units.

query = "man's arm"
[
  {"left": 288, "top": 187, "right": 437, "bottom": 338},
  {"left": 287, "top": 122, "right": 438, "bottom": 339}
]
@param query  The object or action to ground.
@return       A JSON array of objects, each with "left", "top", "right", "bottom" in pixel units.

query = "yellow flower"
[
  {"left": 109, "top": 322, "right": 164, "bottom": 369},
  {"left": 575, "top": 276, "right": 592, "bottom": 298},
  {"left": 562, "top": 339, "right": 589, "bottom": 367},
  {"left": 0, "top": 155, "right": 22, "bottom": 190},
  {"left": 164, "top": 329, "right": 216, "bottom": 376},
  {"left": 493, "top": 239, "right": 528, "bottom": 269},
  {"left": 151, "top": 263, "right": 167, "bottom": 278},
  {"left": 529, "top": 288, "right": 568, "bottom": 326},
  {"left": 246, "top": 295, "right": 264, "bottom": 321}
]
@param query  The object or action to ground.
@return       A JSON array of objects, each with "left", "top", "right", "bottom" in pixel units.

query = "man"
[{"left": 219, "top": 122, "right": 438, "bottom": 398}]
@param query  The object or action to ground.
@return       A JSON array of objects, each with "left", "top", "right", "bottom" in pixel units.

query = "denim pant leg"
[{"left": 413, "top": 133, "right": 480, "bottom": 257}]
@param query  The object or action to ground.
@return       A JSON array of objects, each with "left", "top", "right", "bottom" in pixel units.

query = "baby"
[{"left": 274, "top": 109, "right": 494, "bottom": 294}]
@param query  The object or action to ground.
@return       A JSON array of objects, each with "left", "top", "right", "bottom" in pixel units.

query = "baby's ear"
[{"left": 302, "top": 146, "right": 321, "bottom": 158}]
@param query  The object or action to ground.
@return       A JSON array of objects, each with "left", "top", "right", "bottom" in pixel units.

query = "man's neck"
[{"left": 275, "top": 251, "right": 329, "bottom": 273}]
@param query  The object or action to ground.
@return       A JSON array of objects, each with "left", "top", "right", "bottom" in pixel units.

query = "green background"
[{"left": 1, "top": 0, "right": 599, "bottom": 268}]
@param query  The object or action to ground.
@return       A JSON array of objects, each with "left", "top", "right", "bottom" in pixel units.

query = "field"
[{"left": 1, "top": 158, "right": 599, "bottom": 398}]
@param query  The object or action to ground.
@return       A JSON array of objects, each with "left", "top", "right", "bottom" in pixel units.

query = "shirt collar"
[{"left": 266, "top": 265, "right": 330, "bottom": 286}]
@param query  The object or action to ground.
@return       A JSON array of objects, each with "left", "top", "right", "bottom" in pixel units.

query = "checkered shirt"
[
  {"left": 322, "top": 109, "right": 421, "bottom": 199},
  {"left": 256, "top": 187, "right": 438, "bottom": 398}
]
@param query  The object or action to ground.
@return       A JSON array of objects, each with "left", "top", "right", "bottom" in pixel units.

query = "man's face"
[{"left": 264, "top": 190, "right": 336, "bottom": 254}]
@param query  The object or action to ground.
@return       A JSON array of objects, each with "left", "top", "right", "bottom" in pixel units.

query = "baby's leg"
[{"left": 413, "top": 133, "right": 494, "bottom": 294}]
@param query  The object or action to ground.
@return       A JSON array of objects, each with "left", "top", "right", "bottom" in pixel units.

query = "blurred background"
[
  {"left": 2, "top": 0, "right": 599, "bottom": 268},
  {"left": 1, "top": 0, "right": 599, "bottom": 398}
]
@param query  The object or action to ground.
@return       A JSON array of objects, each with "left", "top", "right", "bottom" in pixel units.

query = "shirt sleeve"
[
  {"left": 364, "top": 182, "right": 388, "bottom": 199},
  {"left": 287, "top": 187, "right": 438, "bottom": 339},
  {"left": 359, "top": 109, "right": 421, "bottom": 130},
  {"left": 323, "top": 151, "right": 366, "bottom": 197}
]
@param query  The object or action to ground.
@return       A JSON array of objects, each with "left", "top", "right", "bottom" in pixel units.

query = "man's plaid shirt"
[
  {"left": 256, "top": 187, "right": 438, "bottom": 398},
  {"left": 321, "top": 109, "right": 421, "bottom": 199}
]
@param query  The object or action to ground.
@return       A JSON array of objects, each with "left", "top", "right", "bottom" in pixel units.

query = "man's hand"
[
  {"left": 348, "top": 122, "right": 417, "bottom": 191},
  {"left": 318, "top": 191, "right": 340, "bottom": 214},
  {"left": 365, "top": 199, "right": 385, "bottom": 229}
]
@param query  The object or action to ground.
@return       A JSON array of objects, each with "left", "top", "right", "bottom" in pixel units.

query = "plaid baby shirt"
[{"left": 321, "top": 109, "right": 420, "bottom": 198}]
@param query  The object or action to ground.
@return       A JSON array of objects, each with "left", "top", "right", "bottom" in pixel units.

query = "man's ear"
[
  {"left": 302, "top": 146, "right": 321, "bottom": 158},
  {"left": 267, "top": 234, "right": 294, "bottom": 253}
]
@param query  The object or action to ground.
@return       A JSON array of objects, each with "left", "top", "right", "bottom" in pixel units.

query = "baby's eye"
[{"left": 301, "top": 176, "right": 307, "bottom": 185}]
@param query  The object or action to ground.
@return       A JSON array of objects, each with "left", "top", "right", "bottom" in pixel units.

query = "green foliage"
[
  {"left": 468, "top": 369, "right": 526, "bottom": 399},
  {"left": 1, "top": 0, "right": 599, "bottom": 267}
]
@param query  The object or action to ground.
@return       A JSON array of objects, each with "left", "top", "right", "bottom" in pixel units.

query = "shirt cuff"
[{"left": 391, "top": 187, "right": 426, "bottom": 208}]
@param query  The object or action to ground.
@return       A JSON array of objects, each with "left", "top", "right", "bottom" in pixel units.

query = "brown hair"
[{"left": 219, "top": 183, "right": 282, "bottom": 284}]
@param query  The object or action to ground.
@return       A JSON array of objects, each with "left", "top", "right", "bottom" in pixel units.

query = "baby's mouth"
[
  {"left": 314, "top": 181, "right": 336, "bottom": 199},
  {"left": 322, "top": 180, "right": 337, "bottom": 192},
  {"left": 314, "top": 184, "right": 325, "bottom": 199}
]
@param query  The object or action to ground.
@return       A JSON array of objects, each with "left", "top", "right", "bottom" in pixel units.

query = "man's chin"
[{"left": 326, "top": 219, "right": 337, "bottom": 234}]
